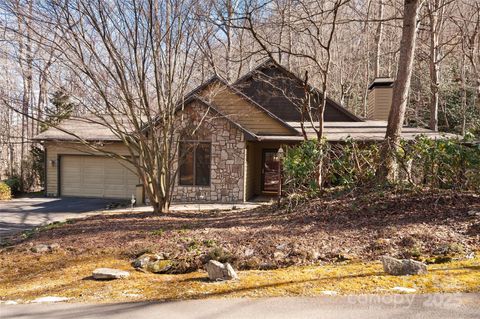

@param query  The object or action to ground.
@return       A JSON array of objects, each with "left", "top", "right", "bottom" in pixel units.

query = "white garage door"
[{"left": 61, "top": 156, "right": 138, "bottom": 199}]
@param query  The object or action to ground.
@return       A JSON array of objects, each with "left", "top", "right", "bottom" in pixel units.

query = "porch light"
[{"left": 49, "top": 160, "right": 56, "bottom": 167}]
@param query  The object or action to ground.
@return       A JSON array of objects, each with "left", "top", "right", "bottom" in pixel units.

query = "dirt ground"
[
  {"left": 2, "top": 189, "right": 479, "bottom": 271},
  {"left": 1, "top": 188, "right": 479, "bottom": 303}
]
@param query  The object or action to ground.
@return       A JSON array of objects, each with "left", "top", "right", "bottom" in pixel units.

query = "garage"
[{"left": 60, "top": 155, "right": 139, "bottom": 199}]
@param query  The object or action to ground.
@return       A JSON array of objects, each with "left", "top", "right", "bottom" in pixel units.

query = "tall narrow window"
[{"left": 179, "top": 141, "right": 211, "bottom": 186}]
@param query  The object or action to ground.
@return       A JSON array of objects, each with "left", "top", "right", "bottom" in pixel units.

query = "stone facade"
[{"left": 171, "top": 101, "right": 245, "bottom": 202}]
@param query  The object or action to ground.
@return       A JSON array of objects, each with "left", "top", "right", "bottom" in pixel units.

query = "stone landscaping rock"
[
  {"left": 31, "top": 296, "right": 70, "bottom": 303},
  {"left": 147, "top": 259, "right": 174, "bottom": 273},
  {"left": 205, "top": 260, "right": 238, "bottom": 281},
  {"left": 132, "top": 253, "right": 173, "bottom": 274},
  {"left": 467, "top": 210, "right": 480, "bottom": 217},
  {"left": 31, "top": 243, "right": 60, "bottom": 253},
  {"left": 391, "top": 287, "right": 417, "bottom": 293},
  {"left": 307, "top": 250, "right": 320, "bottom": 261},
  {"left": 92, "top": 268, "right": 130, "bottom": 280},
  {"left": 244, "top": 248, "right": 254, "bottom": 257},
  {"left": 49, "top": 243, "right": 61, "bottom": 250},
  {"left": 320, "top": 290, "right": 338, "bottom": 296},
  {"left": 381, "top": 256, "right": 427, "bottom": 276},
  {"left": 31, "top": 244, "right": 50, "bottom": 253},
  {"left": 273, "top": 251, "right": 286, "bottom": 260}
]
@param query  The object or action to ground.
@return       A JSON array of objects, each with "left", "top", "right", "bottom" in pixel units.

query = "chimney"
[{"left": 367, "top": 78, "right": 394, "bottom": 120}]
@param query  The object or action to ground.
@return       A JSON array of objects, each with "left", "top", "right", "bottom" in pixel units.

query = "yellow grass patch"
[{"left": 1, "top": 252, "right": 479, "bottom": 303}]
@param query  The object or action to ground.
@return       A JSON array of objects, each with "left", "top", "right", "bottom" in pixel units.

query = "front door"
[{"left": 261, "top": 149, "right": 280, "bottom": 193}]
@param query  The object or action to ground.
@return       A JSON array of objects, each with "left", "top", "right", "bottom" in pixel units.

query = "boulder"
[
  {"left": 92, "top": 268, "right": 130, "bottom": 280},
  {"left": 31, "top": 243, "right": 60, "bottom": 253},
  {"left": 147, "top": 260, "right": 174, "bottom": 273},
  {"left": 381, "top": 256, "right": 427, "bottom": 276},
  {"left": 205, "top": 260, "right": 238, "bottom": 281},
  {"left": 31, "top": 244, "right": 50, "bottom": 253},
  {"left": 132, "top": 253, "right": 173, "bottom": 274}
]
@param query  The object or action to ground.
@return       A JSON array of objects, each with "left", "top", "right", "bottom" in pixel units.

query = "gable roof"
[
  {"left": 234, "top": 59, "right": 363, "bottom": 122},
  {"left": 33, "top": 116, "right": 126, "bottom": 141},
  {"left": 182, "top": 95, "right": 259, "bottom": 141},
  {"left": 35, "top": 61, "right": 455, "bottom": 143},
  {"left": 183, "top": 76, "right": 299, "bottom": 136}
]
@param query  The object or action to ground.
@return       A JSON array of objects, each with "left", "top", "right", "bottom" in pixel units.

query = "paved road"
[
  {"left": 0, "top": 197, "right": 116, "bottom": 238},
  {"left": 1, "top": 294, "right": 479, "bottom": 319}
]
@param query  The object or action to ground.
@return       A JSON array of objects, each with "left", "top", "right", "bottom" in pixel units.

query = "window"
[{"left": 179, "top": 141, "right": 211, "bottom": 186}]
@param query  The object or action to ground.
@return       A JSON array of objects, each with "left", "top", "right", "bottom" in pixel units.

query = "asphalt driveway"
[{"left": 0, "top": 197, "right": 119, "bottom": 239}]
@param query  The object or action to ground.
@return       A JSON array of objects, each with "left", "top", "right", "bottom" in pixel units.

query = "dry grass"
[{"left": 1, "top": 251, "right": 478, "bottom": 304}]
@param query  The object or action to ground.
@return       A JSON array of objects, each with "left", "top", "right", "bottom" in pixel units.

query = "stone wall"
[{"left": 171, "top": 101, "right": 246, "bottom": 203}]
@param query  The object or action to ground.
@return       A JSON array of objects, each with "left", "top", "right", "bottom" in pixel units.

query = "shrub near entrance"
[{"left": 0, "top": 182, "right": 12, "bottom": 200}]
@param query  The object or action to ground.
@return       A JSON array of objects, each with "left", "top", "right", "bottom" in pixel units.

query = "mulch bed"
[{"left": 3, "top": 189, "right": 479, "bottom": 271}]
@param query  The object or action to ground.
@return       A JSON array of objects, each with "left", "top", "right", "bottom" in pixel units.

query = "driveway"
[
  {"left": 0, "top": 197, "right": 118, "bottom": 238},
  {"left": 1, "top": 294, "right": 479, "bottom": 319}
]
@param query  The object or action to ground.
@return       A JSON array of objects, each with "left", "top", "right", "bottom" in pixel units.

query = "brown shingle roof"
[
  {"left": 33, "top": 117, "right": 131, "bottom": 141},
  {"left": 256, "top": 121, "right": 459, "bottom": 141}
]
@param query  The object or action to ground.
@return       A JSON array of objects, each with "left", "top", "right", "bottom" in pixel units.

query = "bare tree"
[
  {"left": 454, "top": 0, "right": 480, "bottom": 108},
  {"left": 3, "top": 0, "right": 204, "bottom": 212},
  {"left": 377, "top": 0, "right": 423, "bottom": 182},
  {"left": 241, "top": 0, "right": 349, "bottom": 188}
]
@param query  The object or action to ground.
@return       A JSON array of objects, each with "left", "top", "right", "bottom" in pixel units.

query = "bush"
[
  {"left": 0, "top": 182, "right": 12, "bottom": 200},
  {"left": 3, "top": 178, "right": 20, "bottom": 196},
  {"left": 282, "top": 136, "right": 480, "bottom": 196},
  {"left": 398, "top": 135, "right": 480, "bottom": 191},
  {"left": 324, "top": 138, "right": 379, "bottom": 188},
  {"left": 283, "top": 140, "right": 323, "bottom": 195}
]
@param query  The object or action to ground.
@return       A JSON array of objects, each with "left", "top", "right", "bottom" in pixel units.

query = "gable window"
[{"left": 179, "top": 141, "right": 211, "bottom": 186}]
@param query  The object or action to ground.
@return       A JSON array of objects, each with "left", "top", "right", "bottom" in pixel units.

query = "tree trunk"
[
  {"left": 374, "top": 0, "right": 384, "bottom": 77},
  {"left": 460, "top": 56, "right": 467, "bottom": 136},
  {"left": 377, "top": 0, "right": 422, "bottom": 183},
  {"left": 428, "top": 0, "right": 441, "bottom": 131}
]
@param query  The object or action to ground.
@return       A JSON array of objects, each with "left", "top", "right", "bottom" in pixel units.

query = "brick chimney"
[{"left": 367, "top": 78, "right": 394, "bottom": 120}]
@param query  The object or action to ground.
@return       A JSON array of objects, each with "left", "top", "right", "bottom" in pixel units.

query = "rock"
[
  {"left": 276, "top": 243, "right": 287, "bottom": 250},
  {"left": 31, "top": 296, "right": 70, "bottom": 303},
  {"left": 391, "top": 287, "right": 417, "bottom": 293},
  {"left": 320, "top": 290, "right": 338, "bottom": 296},
  {"left": 49, "top": 243, "right": 60, "bottom": 251},
  {"left": 31, "top": 243, "right": 60, "bottom": 253},
  {"left": 273, "top": 251, "right": 286, "bottom": 260},
  {"left": 381, "top": 256, "right": 427, "bottom": 276},
  {"left": 147, "top": 259, "right": 174, "bottom": 273},
  {"left": 132, "top": 253, "right": 173, "bottom": 274},
  {"left": 205, "top": 260, "right": 238, "bottom": 281},
  {"left": 92, "top": 268, "right": 130, "bottom": 280},
  {"left": 307, "top": 250, "right": 320, "bottom": 261},
  {"left": 466, "top": 252, "right": 475, "bottom": 259},
  {"left": 244, "top": 248, "right": 255, "bottom": 257},
  {"left": 31, "top": 244, "right": 50, "bottom": 253},
  {"left": 467, "top": 210, "right": 480, "bottom": 216}
]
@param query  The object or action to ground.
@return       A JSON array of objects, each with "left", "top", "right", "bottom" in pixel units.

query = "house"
[{"left": 34, "top": 61, "right": 453, "bottom": 203}]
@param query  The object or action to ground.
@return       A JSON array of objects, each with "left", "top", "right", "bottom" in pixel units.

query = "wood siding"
[
  {"left": 200, "top": 83, "right": 293, "bottom": 135},
  {"left": 368, "top": 87, "right": 392, "bottom": 120}
]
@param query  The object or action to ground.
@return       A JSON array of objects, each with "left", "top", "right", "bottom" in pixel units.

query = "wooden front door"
[{"left": 261, "top": 149, "right": 280, "bottom": 193}]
